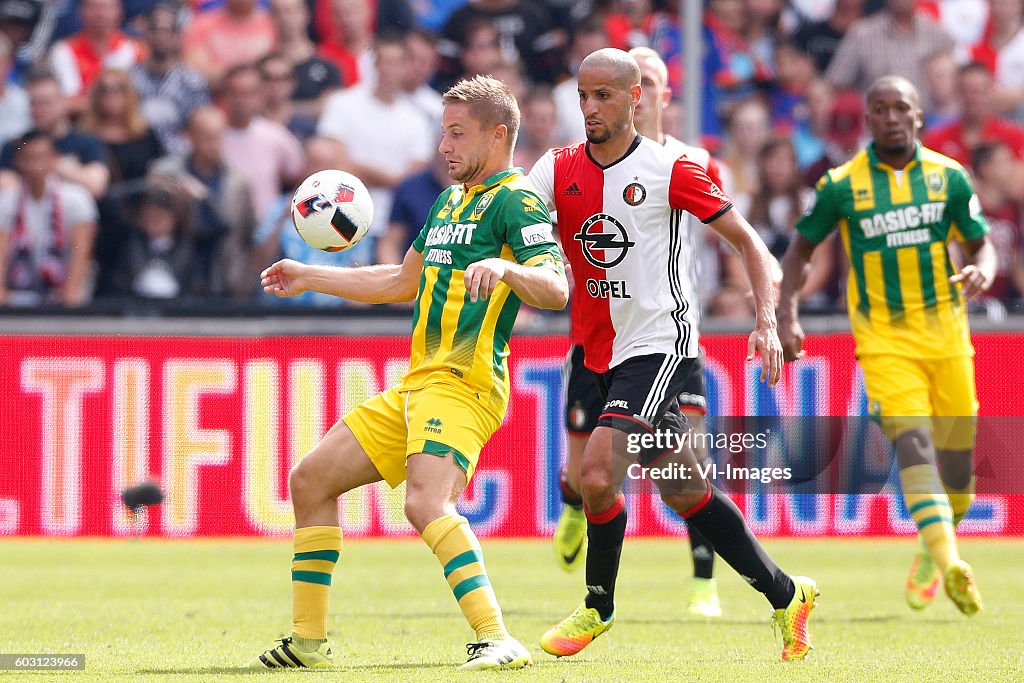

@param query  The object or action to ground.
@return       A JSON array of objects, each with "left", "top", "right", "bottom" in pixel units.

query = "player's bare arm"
[
  {"left": 464, "top": 256, "right": 569, "bottom": 309},
  {"left": 951, "top": 236, "right": 997, "bottom": 300},
  {"left": 261, "top": 247, "right": 423, "bottom": 303},
  {"left": 778, "top": 233, "right": 818, "bottom": 362},
  {"left": 707, "top": 207, "right": 784, "bottom": 386}
]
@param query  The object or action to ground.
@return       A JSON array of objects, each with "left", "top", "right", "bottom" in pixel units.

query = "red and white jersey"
[{"left": 529, "top": 135, "right": 733, "bottom": 373}]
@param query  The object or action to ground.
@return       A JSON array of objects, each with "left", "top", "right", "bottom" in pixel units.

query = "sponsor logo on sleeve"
[{"left": 521, "top": 223, "right": 554, "bottom": 246}]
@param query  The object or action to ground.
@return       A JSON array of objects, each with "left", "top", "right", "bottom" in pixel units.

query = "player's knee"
[
  {"left": 288, "top": 458, "right": 327, "bottom": 506},
  {"left": 579, "top": 466, "right": 615, "bottom": 504},
  {"left": 404, "top": 485, "right": 452, "bottom": 533},
  {"left": 893, "top": 427, "right": 937, "bottom": 468}
]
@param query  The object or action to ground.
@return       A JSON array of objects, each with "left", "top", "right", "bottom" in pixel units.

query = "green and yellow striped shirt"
[
  {"left": 401, "top": 167, "right": 563, "bottom": 414},
  {"left": 797, "top": 142, "right": 989, "bottom": 358}
]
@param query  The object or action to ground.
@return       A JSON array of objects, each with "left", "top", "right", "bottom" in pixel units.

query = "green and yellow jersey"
[
  {"left": 401, "top": 167, "right": 564, "bottom": 414},
  {"left": 796, "top": 142, "right": 990, "bottom": 358}
]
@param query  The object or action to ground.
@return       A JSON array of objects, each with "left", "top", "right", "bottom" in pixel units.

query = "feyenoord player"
[
  {"left": 528, "top": 48, "right": 818, "bottom": 661},
  {"left": 781, "top": 76, "right": 991, "bottom": 615},
  {"left": 549, "top": 46, "right": 726, "bottom": 619}
]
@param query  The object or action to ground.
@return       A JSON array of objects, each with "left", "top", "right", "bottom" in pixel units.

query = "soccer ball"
[{"left": 291, "top": 169, "right": 374, "bottom": 252}]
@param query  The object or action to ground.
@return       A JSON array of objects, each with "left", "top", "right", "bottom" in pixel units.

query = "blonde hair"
[
  {"left": 442, "top": 75, "right": 520, "bottom": 147},
  {"left": 79, "top": 68, "right": 149, "bottom": 139}
]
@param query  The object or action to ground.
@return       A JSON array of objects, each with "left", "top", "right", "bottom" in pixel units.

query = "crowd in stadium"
[{"left": 0, "top": 0, "right": 1022, "bottom": 318}]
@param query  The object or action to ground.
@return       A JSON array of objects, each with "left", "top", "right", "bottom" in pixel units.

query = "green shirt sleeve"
[
  {"left": 499, "top": 188, "right": 562, "bottom": 265},
  {"left": 411, "top": 191, "right": 448, "bottom": 253},
  {"left": 948, "top": 167, "right": 990, "bottom": 242},
  {"left": 795, "top": 173, "right": 841, "bottom": 245}
]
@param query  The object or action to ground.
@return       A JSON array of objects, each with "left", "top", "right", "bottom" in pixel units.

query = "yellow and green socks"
[
  {"left": 900, "top": 465, "right": 958, "bottom": 572},
  {"left": 422, "top": 514, "right": 507, "bottom": 641},
  {"left": 945, "top": 476, "right": 976, "bottom": 529},
  {"left": 291, "top": 525, "right": 342, "bottom": 647}
]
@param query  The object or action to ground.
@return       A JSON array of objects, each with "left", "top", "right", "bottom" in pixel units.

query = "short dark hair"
[
  {"left": 972, "top": 141, "right": 1007, "bottom": 173},
  {"left": 24, "top": 67, "right": 61, "bottom": 89},
  {"left": 958, "top": 62, "right": 992, "bottom": 80},
  {"left": 14, "top": 128, "right": 55, "bottom": 153}
]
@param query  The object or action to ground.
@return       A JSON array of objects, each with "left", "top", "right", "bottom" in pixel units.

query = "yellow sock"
[
  {"left": 900, "top": 465, "right": 958, "bottom": 573},
  {"left": 422, "top": 514, "right": 507, "bottom": 641},
  {"left": 944, "top": 476, "right": 976, "bottom": 529},
  {"left": 291, "top": 525, "right": 342, "bottom": 640}
]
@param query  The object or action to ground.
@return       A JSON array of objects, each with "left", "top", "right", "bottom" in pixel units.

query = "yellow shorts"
[
  {"left": 860, "top": 354, "right": 979, "bottom": 451},
  {"left": 342, "top": 381, "right": 503, "bottom": 488}
]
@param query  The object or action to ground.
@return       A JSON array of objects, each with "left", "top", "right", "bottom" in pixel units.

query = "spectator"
[
  {"left": 268, "top": 0, "right": 340, "bottom": 117},
  {"left": 701, "top": 0, "right": 775, "bottom": 141},
  {"left": 721, "top": 97, "right": 771, "bottom": 199},
  {"left": 0, "top": 130, "right": 97, "bottom": 307},
  {"left": 514, "top": 86, "right": 557, "bottom": 170},
  {"left": 410, "top": 0, "right": 466, "bottom": 33},
  {"left": 0, "top": 35, "right": 31, "bottom": 147},
  {"left": 738, "top": 138, "right": 814, "bottom": 261},
  {"left": 771, "top": 39, "right": 819, "bottom": 134},
  {"left": 132, "top": 3, "right": 210, "bottom": 155},
  {"left": 489, "top": 57, "right": 528, "bottom": 104},
  {"left": 78, "top": 67, "right": 166, "bottom": 294},
  {"left": 826, "top": 0, "right": 955, "bottom": 110},
  {"left": 182, "top": 0, "right": 275, "bottom": 87},
  {"left": 378, "top": 152, "right": 450, "bottom": 265},
  {"left": 437, "top": 0, "right": 565, "bottom": 87},
  {"left": 79, "top": 68, "right": 164, "bottom": 184},
  {"left": 454, "top": 19, "right": 502, "bottom": 80},
  {"left": 319, "top": 0, "right": 376, "bottom": 88},
  {"left": 110, "top": 181, "right": 199, "bottom": 300},
  {"left": 552, "top": 18, "right": 608, "bottom": 145},
  {"left": 968, "top": 0, "right": 1024, "bottom": 119},
  {"left": 317, "top": 36, "right": 432, "bottom": 244},
  {"left": 923, "top": 62, "right": 1024, "bottom": 169},
  {"left": 918, "top": 0, "right": 989, "bottom": 51},
  {"left": 792, "top": 0, "right": 864, "bottom": 73},
  {"left": 803, "top": 88, "right": 866, "bottom": 185},
  {"left": 707, "top": 284, "right": 754, "bottom": 320},
  {"left": 254, "top": 136, "right": 375, "bottom": 308},
  {"left": 922, "top": 49, "right": 961, "bottom": 129},
  {"left": 50, "top": 0, "right": 144, "bottom": 112},
  {"left": 746, "top": 0, "right": 784, "bottom": 69},
  {"left": 220, "top": 63, "right": 304, "bottom": 218},
  {"left": 0, "top": 71, "right": 110, "bottom": 199},
  {"left": 3, "top": 0, "right": 48, "bottom": 84},
  {"left": 971, "top": 141, "right": 1024, "bottom": 307},
  {"left": 149, "top": 106, "right": 258, "bottom": 298},
  {"left": 403, "top": 30, "right": 443, "bottom": 134},
  {"left": 259, "top": 53, "right": 317, "bottom": 143}
]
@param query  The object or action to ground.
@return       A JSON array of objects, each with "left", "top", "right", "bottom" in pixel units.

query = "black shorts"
[
  {"left": 595, "top": 353, "right": 697, "bottom": 430},
  {"left": 564, "top": 345, "right": 705, "bottom": 433},
  {"left": 678, "top": 348, "right": 707, "bottom": 414},
  {"left": 564, "top": 344, "right": 604, "bottom": 434}
]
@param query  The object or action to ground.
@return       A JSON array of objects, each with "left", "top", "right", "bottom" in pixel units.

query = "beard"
[
  {"left": 449, "top": 158, "right": 482, "bottom": 183},
  {"left": 586, "top": 126, "right": 612, "bottom": 144}
]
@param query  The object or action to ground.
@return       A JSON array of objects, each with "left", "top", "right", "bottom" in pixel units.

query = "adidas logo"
[
  {"left": 586, "top": 584, "right": 608, "bottom": 595},
  {"left": 564, "top": 182, "right": 582, "bottom": 196},
  {"left": 425, "top": 417, "right": 443, "bottom": 434}
]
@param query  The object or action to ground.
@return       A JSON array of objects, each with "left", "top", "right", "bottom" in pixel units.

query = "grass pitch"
[{"left": 1, "top": 537, "right": 1021, "bottom": 682}]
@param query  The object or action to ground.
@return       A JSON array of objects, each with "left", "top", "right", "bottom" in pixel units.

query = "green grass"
[{"left": 1, "top": 538, "right": 1022, "bottom": 682}]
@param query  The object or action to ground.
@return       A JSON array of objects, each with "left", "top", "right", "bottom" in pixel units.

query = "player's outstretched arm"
[
  {"left": 951, "top": 236, "right": 997, "bottom": 300},
  {"left": 778, "top": 234, "right": 818, "bottom": 362},
  {"left": 707, "top": 207, "right": 783, "bottom": 386},
  {"left": 261, "top": 248, "right": 423, "bottom": 303},
  {"left": 464, "top": 256, "right": 568, "bottom": 310}
]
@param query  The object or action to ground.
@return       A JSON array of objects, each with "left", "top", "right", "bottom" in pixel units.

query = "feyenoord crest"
[
  {"left": 622, "top": 182, "right": 646, "bottom": 206},
  {"left": 574, "top": 213, "right": 635, "bottom": 268},
  {"left": 926, "top": 170, "right": 947, "bottom": 194}
]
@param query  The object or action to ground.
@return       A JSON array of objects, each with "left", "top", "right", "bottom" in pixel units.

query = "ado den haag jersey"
[{"left": 529, "top": 136, "right": 731, "bottom": 373}]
